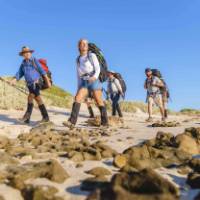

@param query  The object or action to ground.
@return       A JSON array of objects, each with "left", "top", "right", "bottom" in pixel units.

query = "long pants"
[{"left": 111, "top": 93, "right": 123, "bottom": 117}]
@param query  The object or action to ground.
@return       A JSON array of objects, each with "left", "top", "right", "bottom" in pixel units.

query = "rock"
[
  {"left": 81, "top": 175, "right": 109, "bottom": 191},
  {"left": 76, "top": 163, "right": 83, "bottom": 168},
  {"left": 187, "top": 172, "right": 200, "bottom": 189},
  {"left": 188, "top": 158, "right": 200, "bottom": 172},
  {"left": 87, "top": 168, "right": 179, "bottom": 200},
  {"left": 30, "top": 122, "right": 55, "bottom": 134},
  {"left": 152, "top": 121, "right": 180, "bottom": 127},
  {"left": 113, "top": 155, "right": 127, "bottom": 168},
  {"left": 86, "top": 167, "right": 111, "bottom": 176},
  {"left": 0, "top": 136, "right": 10, "bottom": 149},
  {"left": 154, "top": 132, "right": 175, "bottom": 147},
  {"left": 7, "top": 159, "right": 69, "bottom": 190},
  {"left": 22, "top": 185, "right": 64, "bottom": 200},
  {"left": 0, "top": 152, "right": 19, "bottom": 165},
  {"left": 175, "top": 134, "right": 199, "bottom": 155},
  {"left": 69, "top": 152, "right": 84, "bottom": 162}
]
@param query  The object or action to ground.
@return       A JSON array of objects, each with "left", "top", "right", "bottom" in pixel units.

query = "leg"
[
  {"left": 19, "top": 93, "right": 34, "bottom": 123},
  {"left": 35, "top": 95, "right": 49, "bottom": 122},
  {"left": 148, "top": 97, "right": 153, "bottom": 119},
  {"left": 63, "top": 88, "right": 88, "bottom": 127},
  {"left": 93, "top": 89, "right": 108, "bottom": 126},
  {"left": 86, "top": 100, "right": 95, "bottom": 118},
  {"left": 155, "top": 95, "right": 165, "bottom": 121}
]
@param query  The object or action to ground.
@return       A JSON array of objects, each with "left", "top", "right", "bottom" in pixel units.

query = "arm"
[
  {"left": 10, "top": 64, "right": 24, "bottom": 85},
  {"left": 34, "top": 59, "right": 51, "bottom": 87},
  {"left": 144, "top": 80, "right": 147, "bottom": 89},
  {"left": 89, "top": 53, "right": 100, "bottom": 82},
  {"left": 77, "top": 67, "right": 81, "bottom": 91},
  {"left": 114, "top": 79, "right": 123, "bottom": 94}
]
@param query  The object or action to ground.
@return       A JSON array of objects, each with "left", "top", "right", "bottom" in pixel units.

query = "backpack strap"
[{"left": 32, "top": 58, "right": 42, "bottom": 76}]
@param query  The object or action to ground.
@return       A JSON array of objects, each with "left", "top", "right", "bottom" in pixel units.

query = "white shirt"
[
  {"left": 77, "top": 53, "right": 100, "bottom": 87},
  {"left": 107, "top": 77, "right": 123, "bottom": 94},
  {"left": 146, "top": 76, "right": 162, "bottom": 94}
]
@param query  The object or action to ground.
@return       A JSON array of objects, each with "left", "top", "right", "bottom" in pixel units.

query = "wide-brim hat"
[
  {"left": 19, "top": 46, "right": 34, "bottom": 56},
  {"left": 107, "top": 70, "right": 116, "bottom": 74}
]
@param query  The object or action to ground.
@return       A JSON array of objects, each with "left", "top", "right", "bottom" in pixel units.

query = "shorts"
[
  {"left": 79, "top": 79, "right": 102, "bottom": 91},
  {"left": 147, "top": 94, "right": 163, "bottom": 108},
  {"left": 27, "top": 83, "right": 41, "bottom": 97}
]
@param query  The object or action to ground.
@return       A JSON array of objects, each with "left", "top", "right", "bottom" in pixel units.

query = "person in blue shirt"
[{"left": 10, "top": 46, "right": 51, "bottom": 124}]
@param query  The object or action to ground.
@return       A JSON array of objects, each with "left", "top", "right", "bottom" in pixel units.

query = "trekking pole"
[{"left": 0, "top": 77, "right": 27, "bottom": 95}]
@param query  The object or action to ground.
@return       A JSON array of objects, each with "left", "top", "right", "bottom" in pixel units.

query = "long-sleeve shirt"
[
  {"left": 15, "top": 57, "right": 46, "bottom": 85},
  {"left": 107, "top": 77, "right": 123, "bottom": 95},
  {"left": 77, "top": 53, "right": 100, "bottom": 88}
]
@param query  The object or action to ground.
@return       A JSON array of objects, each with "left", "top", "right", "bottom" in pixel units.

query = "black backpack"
[
  {"left": 151, "top": 69, "right": 170, "bottom": 99},
  {"left": 113, "top": 73, "right": 127, "bottom": 95},
  {"left": 88, "top": 43, "right": 108, "bottom": 82}
]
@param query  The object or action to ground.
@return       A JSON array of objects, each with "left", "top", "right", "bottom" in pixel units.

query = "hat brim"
[
  {"left": 107, "top": 71, "right": 115, "bottom": 74},
  {"left": 19, "top": 50, "right": 34, "bottom": 56}
]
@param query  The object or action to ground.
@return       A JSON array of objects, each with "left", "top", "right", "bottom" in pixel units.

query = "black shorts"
[{"left": 27, "top": 83, "right": 40, "bottom": 97}]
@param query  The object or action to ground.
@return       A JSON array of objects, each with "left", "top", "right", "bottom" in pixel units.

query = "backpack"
[
  {"left": 32, "top": 58, "right": 53, "bottom": 90},
  {"left": 113, "top": 73, "right": 127, "bottom": 96},
  {"left": 88, "top": 43, "right": 108, "bottom": 82},
  {"left": 151, "top": 69, "right": 170, "bottom": 99}
]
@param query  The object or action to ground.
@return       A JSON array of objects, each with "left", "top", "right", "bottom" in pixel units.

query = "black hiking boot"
[
  {"left": 88, "top": 106, "right": 95, "bottom": 118},
  {"left": 99, "top": 106, "right": 109, "bottom": 127},
  {"left": 18, "top": 103, "right": 34, "bottom": 124},
  {"left": 63, "top": 102, "right": 81, "bottom": 129},
  {"left": 164, "top": 109, "right": 168, "bottom": 118},
  {"left": 39, "top": 104, "right": 50, "bottom": 124}
]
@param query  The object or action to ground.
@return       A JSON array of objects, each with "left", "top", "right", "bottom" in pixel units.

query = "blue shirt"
[{"left": 15, "top": 57, "right": 46, "bottom": 85}]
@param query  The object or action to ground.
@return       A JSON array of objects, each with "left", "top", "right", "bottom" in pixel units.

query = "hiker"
[
  {"left": 107, "top": 71, "right": 124, "bottom": 118},
  {"left": 10, "top": 46, "right": 51, "bottom": 124},
  {"left": 63, "top": 39, "right": 108, "bottom": 128},
  {"left": 144, "top": 68, "right": 166, "bottom": 122}
]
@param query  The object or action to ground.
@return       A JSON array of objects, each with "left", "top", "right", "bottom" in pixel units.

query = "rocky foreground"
[{"left": 0, "top": 108, "right": 199, "bottom": 200}]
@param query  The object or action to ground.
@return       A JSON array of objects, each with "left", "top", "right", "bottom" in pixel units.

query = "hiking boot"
[
  {"left": 18, "top": 103, "right": 34, "bottom": 124},
  {"left": 18, "top": 116, "right": 30, "bottom": 124},
  {"left": 63, "top": 102, "right": 81, "bottom": 129},
  {"left": 161, "top": 117, "right": 166, "bottom": 122},
  {"left": 38, "top": 118, "right": 50, "bottom": 124},
  {"left": 39, "top": 104, "right": 49, "bottom": 121},
  {"left": 99, "top": 106, "right": 109, "bottom": 127},
  {"left": 164, "top": 109, "right": 168, "bottom": 118},
  {"left": 146, "top": 117, "right": 153, "bottom": 122},
  {"left": 63, "top": 121, "right": 75, "bottom": 129},
  {"left": 88, "top": 106, "right": 95, "bottom": 118}
]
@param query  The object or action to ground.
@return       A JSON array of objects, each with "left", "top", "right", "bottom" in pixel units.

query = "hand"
[
  {"left": 88, "top": 76, "right": 96, "bottom": 83},
  {"left": 9, "top": 78, "right": 17, "bottom": 86}
]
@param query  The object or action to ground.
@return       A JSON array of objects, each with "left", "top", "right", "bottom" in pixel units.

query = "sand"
[{"left": 0, "top": 105, "right": 199, "bottom": 200}]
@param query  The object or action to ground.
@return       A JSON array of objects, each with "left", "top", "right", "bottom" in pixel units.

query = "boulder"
[
  {"left": 175, "top": 134, "right": 199, "bottom": 154},
  {"left": 22, "top": 185, "right": 64, "bottom": 200},
  {"left": 187, "top": 172, "right": 200, "bottom": 189},
  {"left": 86, "top": 167, "right": 111, "bottom": 176},
  {"left": 7, "top": 160, "right": 69, "bottom": 190}
]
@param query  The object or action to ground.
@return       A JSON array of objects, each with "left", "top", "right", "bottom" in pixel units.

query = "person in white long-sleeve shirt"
[
  {"left": 63, "top": 39, "right": 108, "bottom": 128},
  {"left": 107, "top": 71, "right": 123, "bottom": 118}
]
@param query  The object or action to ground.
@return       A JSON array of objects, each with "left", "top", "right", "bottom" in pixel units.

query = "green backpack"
[{"left": 88, "top": 43, "right": 108, "bottom": 82}]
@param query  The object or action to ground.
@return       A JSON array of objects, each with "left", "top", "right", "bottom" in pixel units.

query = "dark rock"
[
  {"left": 22, "top": 184, "right": 64, "bottom": 200},
  {"left": 87, "top": 168, "right": 179, "bottom": 200},
  {"left": 81, "top": 175, "right": 109, "bottom": 191},
  {"left": 187, "top": 172, "right": 200, "bottom": 189}
]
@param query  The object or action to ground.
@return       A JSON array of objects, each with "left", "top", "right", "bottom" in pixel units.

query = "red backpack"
[{"left": 32, "top": 58, "right": 53, "bottom": 90}]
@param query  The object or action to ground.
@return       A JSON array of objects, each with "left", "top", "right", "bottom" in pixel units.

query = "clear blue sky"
[{"left": 0, "top": 0, "right": 199, "bottom": 111}]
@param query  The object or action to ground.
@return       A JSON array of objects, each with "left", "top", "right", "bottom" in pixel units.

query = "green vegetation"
[{"left": 180, "top": 108, "right": 200, "bottom": 115}]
